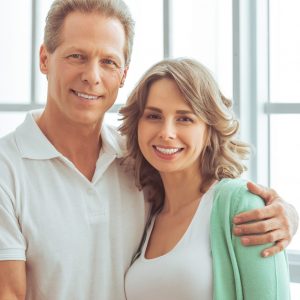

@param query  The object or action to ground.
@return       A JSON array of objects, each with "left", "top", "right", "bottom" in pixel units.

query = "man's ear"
[
  {"left": 120, "top": 66, "right": 129, "bottom": 88},
  {"left": 40, "top": 44, "right": 49, "bottom": 74}
]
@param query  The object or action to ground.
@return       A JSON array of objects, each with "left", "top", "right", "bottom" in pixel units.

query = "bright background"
[{"left": 0, "top": 0, "right": 299, "bottom": 297}]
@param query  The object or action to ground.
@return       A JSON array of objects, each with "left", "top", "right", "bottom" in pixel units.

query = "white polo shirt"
[{"left": 0, "top": 110, "right": 146, "bottom": 300}]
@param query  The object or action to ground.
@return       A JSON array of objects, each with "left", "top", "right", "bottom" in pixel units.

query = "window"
[
  {"left": 270, "top": 0, "right": 300, "bottom": 102},
  {"left": 0, "top": 0, "right": 299, "bottom": 295},
  {"left": 232, "top": 0, "right": 300, "bottom": 292},
  {"left": 0, "top": 1, "right": 32, "bottom": 104},
  {"left": 171, "top": 0, "right": 232, "bottom": 98},
  {"left": 268, "top": 2, "right": 300, "bottom": 293},
  {"left": 269, "top": 0, "right": 300, "bottom": 251},
  {"left": 0, "top": 0, "right": 232, "bottom": 132}
]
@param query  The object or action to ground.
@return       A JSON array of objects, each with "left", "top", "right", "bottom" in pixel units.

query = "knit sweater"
[{"left": 211, "top": 178, "right": 290, "bottom": 299}]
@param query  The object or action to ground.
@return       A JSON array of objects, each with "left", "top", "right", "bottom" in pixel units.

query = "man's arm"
[
  {"left": 0, "top": 261, "right": 26, "bottom": 300},
  {"left": 233, "top": 181, "right": 299, "bottom": 257}
]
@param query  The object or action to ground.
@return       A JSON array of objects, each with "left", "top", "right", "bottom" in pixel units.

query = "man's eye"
[
  {"left": 101, "top": 59, "right": 118, "bottom": 68},
  {"left": 68, "top": 54, "right": 84, "bottom": 59},
  {"left": 102, "top": 59, "right": 114, "bottom": 65}
]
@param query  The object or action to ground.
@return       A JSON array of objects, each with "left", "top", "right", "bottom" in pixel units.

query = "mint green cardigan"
[{"left": 211, "top": 179, "right": 290, "bottom": 299}]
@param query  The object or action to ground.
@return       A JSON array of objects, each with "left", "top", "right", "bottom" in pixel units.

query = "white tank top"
[{"left": 125, "top": 187, "right": 214, "bottom": 300}]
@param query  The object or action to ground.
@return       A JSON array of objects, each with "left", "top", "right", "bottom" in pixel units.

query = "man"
[{"left": 0, "top": 0, "right": 298, "bottom": 299}]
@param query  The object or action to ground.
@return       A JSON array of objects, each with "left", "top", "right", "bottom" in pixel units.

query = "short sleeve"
[{"left": 0, "top": 184, "right": 26, "bottom": 261}]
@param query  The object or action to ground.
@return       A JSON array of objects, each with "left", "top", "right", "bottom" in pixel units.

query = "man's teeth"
[
  {"left": 76, "top": 92, "right": 98, "bottom": 100},
  {"left": 155, "top": 146, "right": 181, "bottom": 154}
]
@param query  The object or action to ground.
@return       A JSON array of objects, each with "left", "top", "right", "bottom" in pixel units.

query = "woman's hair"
[
  {"left": 119, "top": 57, "right": 250, "bottom": 214},
  {"left": 44, "top": 0, "right": 135, "bottom": 66}
]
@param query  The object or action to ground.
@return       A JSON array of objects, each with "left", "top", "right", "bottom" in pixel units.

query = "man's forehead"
[
  {"left": 57, "top": 11, "right": 126, "bottom": 59},
  {"left": 61, "top": 11, "right": 124, "bottom": 36}
]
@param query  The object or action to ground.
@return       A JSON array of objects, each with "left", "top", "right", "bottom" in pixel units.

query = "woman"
[{"left": 120, "top": 58, "right": 290, "bottom": 299}]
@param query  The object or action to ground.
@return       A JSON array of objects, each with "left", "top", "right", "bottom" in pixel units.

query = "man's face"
[{"left": 40, "top": 11, "right": 128, "bottom": 127}]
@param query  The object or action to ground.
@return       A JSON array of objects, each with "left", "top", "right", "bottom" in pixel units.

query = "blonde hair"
[
  {"left": 119, "top": 58, "right": 250, "bottom": 213},
  {"left": 44, "top": 0, "right": 135, "bottom": 65}
]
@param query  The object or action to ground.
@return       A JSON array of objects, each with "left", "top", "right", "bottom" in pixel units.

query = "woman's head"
[
  {"left": 136, "top": 77, "right": 208, "bottom": 177},
  {"left": 119, "top": 58, "right": 249, "bottom": 207}
]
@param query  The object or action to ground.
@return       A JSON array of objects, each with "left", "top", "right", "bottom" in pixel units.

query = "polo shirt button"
[{"left": 87, "top": 188, "right": 94, "bottom": 195}]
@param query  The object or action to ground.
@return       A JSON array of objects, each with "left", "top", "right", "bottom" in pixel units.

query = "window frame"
[
  {"left": 233, "top": 0, "right": 300, "bottom": 283},
  {"left": 0, "top": 0, "right": 299, "bottom": 284}
]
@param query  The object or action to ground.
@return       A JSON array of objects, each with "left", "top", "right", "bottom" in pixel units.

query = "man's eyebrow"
[
  {"left": 64, "top": 48, "right": 122, "bottom": 60},
  {"left": 64, "top": 47, "right": 84, "bottom": 52}
]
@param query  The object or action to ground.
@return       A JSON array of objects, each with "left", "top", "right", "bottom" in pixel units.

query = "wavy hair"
[
  {"left": 119, "top": 58, "right": 250, "bottom": 214},
  {"left": 44, "top": 0, "right": 135, "bottom": 66}
]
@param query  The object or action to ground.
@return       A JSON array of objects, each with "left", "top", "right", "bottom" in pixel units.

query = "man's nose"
[{"left": 81, "top": 61, "right": 102, "bottom": 85}]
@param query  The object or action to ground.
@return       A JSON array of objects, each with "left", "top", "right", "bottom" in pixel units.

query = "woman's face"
[{"left": 138, "top": 78, "right": 207, "bottom": 176}]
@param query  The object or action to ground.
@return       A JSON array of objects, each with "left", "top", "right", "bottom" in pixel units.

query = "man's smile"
[{"left": 72, "top": 89, "right": 102, "bottom": 100}]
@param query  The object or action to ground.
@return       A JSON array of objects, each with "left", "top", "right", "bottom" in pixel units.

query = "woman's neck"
[{"left": 160, "top": 170, "right": 210, "bottom": 215}]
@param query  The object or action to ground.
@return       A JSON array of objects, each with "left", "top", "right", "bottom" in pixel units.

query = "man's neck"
[{"left": 36, "top": 110, "right": 103, "bottom": 181}]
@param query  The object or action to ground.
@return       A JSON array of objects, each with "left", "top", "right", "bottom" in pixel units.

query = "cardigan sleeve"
[
  {"left": 211, "top": 179, "right": 290, "bottom": 300},
  {"left": 231, "top": 182, "right": 290, "bottom": 299}
]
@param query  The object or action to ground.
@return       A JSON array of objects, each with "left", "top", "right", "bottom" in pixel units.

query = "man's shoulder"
[
  {"left": 0, "top": 130, "right": 19, "bottom": 158},
  {"left": 0, "top": 111, "right": 36, "bottom": 159},
  {"left": 0, "top": 130, "right": 23, "bottom": 190},
  {"left": 0, "top": 112, "right": 36, "bottom": 179},
  {"left": 101, "top": 122, "right": 126, "bottom": 156}
]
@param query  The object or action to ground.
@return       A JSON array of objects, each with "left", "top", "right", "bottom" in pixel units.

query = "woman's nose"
[{"left": 159, "top": 121, "right": 176, "bottom": 140}]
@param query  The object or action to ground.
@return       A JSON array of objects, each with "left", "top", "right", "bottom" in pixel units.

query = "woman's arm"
[
  {"left": 232, "top": 186, "right": 290, "bottom": 299},
  {"left": 211, "top": 179, "right": 290, "bottom": 300}
]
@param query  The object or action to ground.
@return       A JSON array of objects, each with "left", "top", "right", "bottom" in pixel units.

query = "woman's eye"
[
  {"left": 146, "top": 114, "right": 161, "bottom": 120},
  {"left": 178, "top": 116, "right": 193, "bottom": 123}
]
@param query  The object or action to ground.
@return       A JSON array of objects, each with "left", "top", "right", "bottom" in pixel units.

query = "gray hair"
[{"left": 44, "top": 0, "right": 135, "bottom": 65}]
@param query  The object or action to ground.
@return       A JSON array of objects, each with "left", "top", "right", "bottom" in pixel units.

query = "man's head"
[
  {"left": 44, "top": 0, "right": 135, "bottom": 66},
  {"left": 39, "top": 1, "right": 133, "bottom": 127}
]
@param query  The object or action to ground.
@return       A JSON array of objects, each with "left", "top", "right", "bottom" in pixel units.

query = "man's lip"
[{"left": 71, "top": 89, "right": 102, "bottom": 98}]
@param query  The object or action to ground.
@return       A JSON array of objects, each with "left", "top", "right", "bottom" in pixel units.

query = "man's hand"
[{"left": 233, "top": 181, "right": 299, "bottom": 257}]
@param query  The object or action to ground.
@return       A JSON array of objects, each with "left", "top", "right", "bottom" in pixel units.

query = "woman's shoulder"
[{"left": 213, "top": 178, "right": 265, "bottom": 215}]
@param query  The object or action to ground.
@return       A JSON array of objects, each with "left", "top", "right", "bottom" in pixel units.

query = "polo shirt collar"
[
  {"left": 100, "top": 121, "right": 126, "bottom": 159},
  {"left": 15, "top": 110, "right": 61, "bottom": 160},
  {"left": 15, "top": 110, "right": 125, "bottom": 160}
]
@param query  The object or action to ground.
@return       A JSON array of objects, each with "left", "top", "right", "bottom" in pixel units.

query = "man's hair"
[
  {"left": 44, "top": 0, "right": 135, "bottom": 66},
  {"left": 119, "top": 58, "right": 250, "bottom": 214}
]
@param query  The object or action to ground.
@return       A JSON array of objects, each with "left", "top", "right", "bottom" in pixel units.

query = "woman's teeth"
[{"left": 155, "top": 146, "right": 182, "bottom": 154}]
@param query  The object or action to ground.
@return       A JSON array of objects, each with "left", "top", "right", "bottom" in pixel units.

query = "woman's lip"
[
  {"left": 154, "top": 145, "right": 183, "bottom": 154},
  {"left": 152, "top": 145, "right": 183, "bottom": 160}
]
